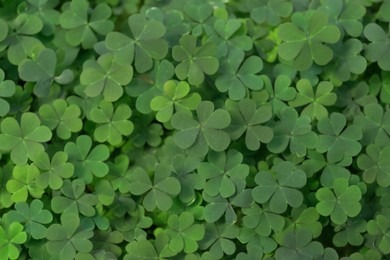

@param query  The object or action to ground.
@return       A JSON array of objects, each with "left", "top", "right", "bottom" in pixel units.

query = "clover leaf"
[
  {"left": 18, "top": 48, "right": 74, "bottom": 97},
  {"left": 282, "top": 206, "right": 323, "bottom": 239},
  {"left": 64, "top": 135, "right": 110, "bottom": 184},
  {"left": 264, "top": 75, "right": 296, "bottom": 115},
  {"left": 333, "top": 219, "right": 367, "bottom": 247},
  {"left": 250, "top": 0, "right": 293, "bottom": 26},
  {"left": 128, "top": 164, "right": 181, "bottom": 211},
  {"left": 164, "top": 212, "right": 205, "bottom": 254},
  {"left": 33, "top": 151, "right": 74, "bottom": 190},
  {"left": 51, "top": 179, "right": 98, "bottom": 217},
  {"left": 197, "top": 149, "right": 249, "bottom": 198},
  {"left": 171, "top": 101, "right": 231, "bottom": 157},
  {"left": 5, "top": 199, "right": 52, "bottom": 239},
  {"left": 184, "top": 0, "right": 214, "bottom": 37},
  {"left": 105, "top": 13, "right": 168, "bottom": 73},
  {"left": 316, "top": 178, "right": 362, "bottom": 225},
  {"left": 0, "top": 222, "right": 27, "bottom": 260},
  {"left": 0, "top": 112, "right": 52, "bottom": 165},
  {"left": 242, "top": 203, "right": 285, "bottom": 237},
  {"left": 6, "top": 164, "right": 44, "bottom": 202},
  {"left": 0, "top": 68, "right": 15, "bottom": 117},
  {"left": 227, "top": 98, "right": 273, "bottom": 151},
  {"left": 38, "top": 99, "right": 82, "bottom": 139},
  {"left": 277, "top": 10, "right": 341, "bottom": 70},
  {"left": 364, "top": 23, "right": 390, "bottom": 71},
  {"left": 150, "top": 80, "right": 201, "bottom": 123},
  {"left": 215, "top": 48, "right": 263, "bottom": 100},
  {"left": 289, "top": 80, "right": 337, "bottom": 120},
  {"left": 252, "top": 161, "right": 306, "bottom": 213},
  {"left": 267, "top": 107, "right": 318, "bottom": 157},
  {"left": 80, "top": 53, "right": 133, "bottom": 102},
  {"left": 0, "top": 13, "right": 44, "bottom": 65},
  {"left": 367, "top": 212, "right": 390, "bottom": 254},
  {"left": 90, "top": 101, "right": 134, "bottom": 146},
  {"left": 45, "top": 213, "right": 94, "bottom": 259},
  {"left": 59, "top": 0, "right": 114, "bottom": 48},
  {"left": 316, "top": 112, "right": 362, "bottom": 163},
  {"left": 275, "top": 229, "right": 324, "bottom": 260},
  {"left": 22, "top": 0, "right": 60, "bottom": 36},
  {"left": 357, "top": 144, "right": 390, "bottom": 187},
  {"left": 172, "top": 35, "right": 219, "bottom": 85}
]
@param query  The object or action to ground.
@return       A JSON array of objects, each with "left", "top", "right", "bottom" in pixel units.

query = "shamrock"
[
  {"left": 215, "top": 48, "right": 263, "bottom": 100},
  {"left": 0, "top": 222, "right": 27, "bottom": 260},
  {"left": 0, "top": 68, "right": 15, "bottom": 117},
  {"left": 264, "top": 75, "right": 297, "bottom": 116},
  {"left": 250, "top": 0, "right": 293, "bottom": 26},
  {"left": 333, "top": 219, "right": 367, "bottom": 247},
  {"left": 90, "top": 101, "right": 134, "bottom": 146},
  {"left": 172, "top": 35, "right": 219, "bottom": 85},
  {"left": 364, "top": 23, "right": 390, "bottom": 71},
  {"left": 277, "top": 10, "right": 341, "bottom": 70},
  {"left": 171, "top": 101, "right": 231, "bottom": 157},
  {"left": 0, "top": 112, "right": 52, "bottom": 165}
]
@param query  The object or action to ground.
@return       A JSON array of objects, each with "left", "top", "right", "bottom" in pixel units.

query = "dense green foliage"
[{"left": 0, "top": 0, "right": 390, "bottom": 259}]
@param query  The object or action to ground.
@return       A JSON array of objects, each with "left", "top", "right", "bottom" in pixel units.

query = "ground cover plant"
[{"left": 1, "top": 0, "right": 390, "bottom": 259}]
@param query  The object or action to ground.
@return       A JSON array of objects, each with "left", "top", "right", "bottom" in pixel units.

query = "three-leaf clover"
[
  {"left": 0, "top": 112, "right": 52, "bottom": 165},
  {"left": 316, "top": 178, "right": 362, "bottom": 225},
  {"left": 64, "top": 135, "right": 110, "bottom": 184},
  {"left": 267, "top": 107, "right": 318, "bottom": 157},
  {"left": 164, "top": 212, "right": 205, "bottom": 254},
  {"left": 45, "top": 213, "right": 94, "bottom": 259},
  {"left": 227, "top": 98, "right": 273, "bottom": 151},
  {"left": 128, "top": 164, "right": 181, "bottom": 211},
  {"left": 367, "top": 212, "right": 390, "bottom": 254},
  {"left": 80, "top": 53, "right": 133, "bottom": 102},
  {"left": 316, "top": 112, "right": 362, "bottom": 163},
  {"left": 59, "top": 0, "right": 114, "bottom": 48},
  {"left": 90, "top": 101, "right": 134, "bottom": 146},
  {"left": 197, "top": 149, "right": 249, "bottom": 198},
  {"left": 105, "top": 13, "right": 168, "bottom": 73},
  {"left": 252, "top": 161, "right": 307, "bottom": 213},
  {"left": 171, "top": 101, "right": 231, "bottom": 157},
  {"left": 364, "top": 23, "right": 390, "bottom": 71},
  {"left": 150, "top": 80, "right": 201, "bottom": 123},
  {"left": 0, "top": 68, "right": 15, "bottom": 117},
  {"left": 172, "top": 35, "right": 219, "bottom": 85},
  {"left": 333, "top": 219, "right": 367, "bottom": 247},
  {"left": 0, "top": 222, "right": 27, "bottom": 260},
  {"left": 38, "top": 99, "right": 82, "bottom": 139},
  {"left": 215, "top": 48, "right": 263, "bottom": 100},
  {"left": 277, "top": 10, "right": 341, "bottom": 70},
  {"left": 264, "top": 75, "right": 296, "bottom": 116},
  {"left": 250, "top": 0, "right": 293, "bottom": 26},
  {"left": 51, "top": 179, "right": 98, "bottom": 217},
  {"left": 289, "top": 79, "right": 337, "bottom": 120},
  {"left": 5, "top": 199, "right": 52, "bottom": 239},
  {"left": 6, "top": 164, "right": 44, "bottom": 203}
]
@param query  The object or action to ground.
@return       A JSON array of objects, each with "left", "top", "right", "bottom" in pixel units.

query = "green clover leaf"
[
  {"left": 39, "top": 99, "right": 82, "bottom": 139},
  {"left": 0, "top": 222, "right": 27, "bottom": 260},
  {"left": 275, "top": 229, "right": 324, "bottom": 260},
  {"left": 333, "top": 219, "right": 367, "bottom": 247},
  {"left": 357, "top": 144, "right": 390, "bottom": 187},
  {"left": 80, "top": 53, "right": 133, "bottom": 102},
  {"left": 289, "top": 80, "right": 337, "bottom": 120},
  {"left": 151, "top": 80, "right": 201, "bottom": 123},
  {"left": 316, "top": 112, "right": 362, "bottom": 163},
  {"left": 59, "top": 0, "right": 114, "bottom": 48},
  {"left": 215, "top": 48, "right": 263, "bottom": 100},
  {"left": 51, "top": 179, "right": 98, "bottom": 216},
  {"left": 367, "top": 212, "right": 390, "bottom": 255},
  {"left": 90, "top": 101, "right": 134, "bottom": 146},
  {"left": 267, "top": 107, "right": 318, "bottom": 157},
  {"left": 250, "top": 0, "right": 293, "bottom": 26},
  {"left": 164, "top": 212, "right": 205, "bottom": 254},
  {"left": 184, "top": 0, "right": 214, "bottom": 37},
  {"left": 33, "top": 151, "right": 74, "bottom": 190},
  {"left": 22, "top": 0, "right": 60, "bottom": 36},
  {"left": 316, "top": 178, "right": 362, "bottom": 225},
  {"left": 45, "top": 213, "right": 94, "bottom": 259},
  {"left": 0, "top": 112, "right": 52, "bottom": 165},
  {"left": 277, "top": 10, "right": 341, "bottom": 70},
  {"left": 172, "top": 101, "right": 231, "bottom": 157},
  {"left": 5, "top": 199, "right": 52, "bottom": 239},
  {"left": 105, "top": 13, "right": 168, "bottom": 73},
  {"left": 64, "top": 135, "right": 110, "bottom": 184},
  {"left": 197, "top": 149, "right": 249, "bottom": 198},
  {"left": 264, "top": 75, "right": 296, "bottom": 116},
  {"left": 0, "top": 68, "right": 15, "bottom": 117},
  {"left": 252, "top": 161, "right": 307, "bottom": 213},
  {"left": 227, "top": 98, "right": 273, "bottom": 151},
  {"left": 364, "top": 23, "right": 390, "bottom": 71},
  {"left": 173, "top": 35, "right": 219, "bottom": 85},
  {"left": 6, "top": 164, "right": 44, "bottom": 203},
  {"left": 129, "top": 164, "right": 181, "bottom": 211}
]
